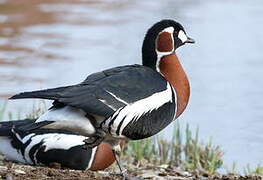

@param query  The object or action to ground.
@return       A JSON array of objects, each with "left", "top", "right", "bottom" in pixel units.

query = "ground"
[{"left": 0, "top": 162, "right": 262, "bottom": 180}]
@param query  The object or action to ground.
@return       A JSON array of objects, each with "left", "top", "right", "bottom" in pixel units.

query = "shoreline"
[{"left": 0, "top": 161, "right": 262, "bottom": 180}]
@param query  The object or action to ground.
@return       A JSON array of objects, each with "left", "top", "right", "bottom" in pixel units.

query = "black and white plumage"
[
  {"left": 6, "top": 19, "right": 195, "bottom": 179},
  {"left": 0, "top": 119, "right": 97, "bottom": 170},
  {"left": 11, "top": 65, "right": 176, "bottom": 141}
]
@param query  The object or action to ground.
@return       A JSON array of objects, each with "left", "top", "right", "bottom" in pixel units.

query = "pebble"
[
  {"left": 159, "top": 164, "right": 169, "bottom": 169},
  {"left": 14, "top": 169, "right": 26, "bottom": 174},
  {"left": 140, "top": 172, "right": 162, "bottom": 179},
  {"left": 5, "top": 174, "right": 13, "bottom": 180},
  {"left": 0, "top": 166, "right": 8, "bottom": 171},
  {"left": 181, "top": 171, "right": 192, "bottom": 177}
]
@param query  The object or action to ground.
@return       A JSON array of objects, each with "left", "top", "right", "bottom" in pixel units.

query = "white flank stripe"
[
  {"left": 0, "top": 137, "right": 26, "bottom": 164},
  {"left": 22, "top": 133, "right": 36, "bottom": 144},
  {"left": 35, "top": 134, "right": 86, "bottom": 152},
  {"left": 33, "top": 149, "right": 42, "bottom": 165},
  {"left": 87, "top": 147, "right": 97, "bottom": 169},
  {"left": 37, "top": 106, "right": 87, "bottom": 123},
  {"left": 106, "top": 90, "right": 129, "bottom": 105},
  {"left": 36, "top": 106, "right": 96, "bottom": 136},
  {"left": 2, "top": 132, "right": 97, "bottom": 166},
  {"left": 103, "top": 108, "right": 122, "bottom": 130},
  {"left": 110, "top": 83, "right": 174, "bottom": 137},
  {"left": 11, "top": 128, "right": 23, "bottom": 142},
  {"left": 24, "top": 133, "right": 86, "bottom": 163}
]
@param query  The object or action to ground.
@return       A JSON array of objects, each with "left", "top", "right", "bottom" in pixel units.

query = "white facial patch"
[{"left": 178, "top": 30, "right": 188, "bottom": 43}]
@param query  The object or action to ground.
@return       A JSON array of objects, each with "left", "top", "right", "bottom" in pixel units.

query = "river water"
[{"left": 0, "top": 0, "right": 262, "bottom": 172}]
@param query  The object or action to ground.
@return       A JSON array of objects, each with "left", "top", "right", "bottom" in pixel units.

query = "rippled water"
[{"left": 0, "top": 0, "right": 262, "bottom": 172}]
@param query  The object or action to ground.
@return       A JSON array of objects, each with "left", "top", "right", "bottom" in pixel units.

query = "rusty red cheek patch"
[{"left": 156, "top": 32, "right": 173, "bottom": 52}]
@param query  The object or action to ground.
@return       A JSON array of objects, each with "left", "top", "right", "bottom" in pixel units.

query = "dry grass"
[{"left": 123, "top": 122, "right": 223, "bottom": 174}]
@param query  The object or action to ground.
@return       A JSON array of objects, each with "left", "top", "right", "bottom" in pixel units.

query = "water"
[{"left": 0, "top": 0, "right": 263, "bottom": 172}]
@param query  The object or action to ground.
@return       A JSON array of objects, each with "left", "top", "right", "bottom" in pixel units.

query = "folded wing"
[{"left": 10, "top": 65, "right": 168, "bottom": 118}]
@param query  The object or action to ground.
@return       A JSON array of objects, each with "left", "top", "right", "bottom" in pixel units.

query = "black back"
[{"left": 10, "top": 65, "right": 168, "bottom": 118}]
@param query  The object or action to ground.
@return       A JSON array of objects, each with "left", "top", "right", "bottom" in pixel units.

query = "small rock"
[
  {"left": 14, "top": 169, "right": 26, "bottom": 174},
  {"left": 199, "top": 176, "right": 208, "bottom": 180},
  {"left": 49, "top": 162, "right": 61, "bottom": 169},
  {"left": 97, "top": 171, "right": 110, "bottom": 175},
  {"left": 158, "top": 172, "right": 168, "bottom": 176},
  {"left": 0, "top": 166, "right": 8, "bottom": 170},
  {"left": 172, "top": 168, "right": 192, "bottom": 177},
  {"left": 140, "top": 171, "right": 168, "bottom": 179},
  {"left": 5, "top": 174, "right": 14, "bottom": 180},
  {"left": 159, "top": 164, "right": 169, "bottom": 169},
  {"left": 181, "top": 171, "right": 192, "bottom": 177}
]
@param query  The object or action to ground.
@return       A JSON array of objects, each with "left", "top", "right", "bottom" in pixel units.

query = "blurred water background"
[{"left": 0, "top": 0, "right": 262, "bottom": 172}]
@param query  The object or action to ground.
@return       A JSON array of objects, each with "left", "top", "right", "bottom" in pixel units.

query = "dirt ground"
[
  {"left": 0, "top": 162, "right": 262, "bottom": 180},
  {"left": 0, "top": 162, "right": 120, "bottom": 180}
]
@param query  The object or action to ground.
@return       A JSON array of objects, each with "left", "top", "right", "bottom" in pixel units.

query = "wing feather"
[{"left": 10, "top": 65, "right": 167, "bottom": 117}]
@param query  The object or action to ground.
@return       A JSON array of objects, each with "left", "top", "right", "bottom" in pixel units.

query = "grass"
[
  {"left": 183, "top": 124, "right": 223, "bottom": 174},
  {"left": 25, "top": 100, "right": 47, "bottom": 119},
  {"left": 0, "top": 101, "right": 7, "bottom": 121},
  {"left": 226, "top": 161, "right": 238, "bottom": 174},
  {"left": 0, "top": 100, "right": 47, "bottom": 121},
  {"left": 1, "top": 101, "right": 262, "bottom": 176},
  {"left": 244, "top": 164, "right": 263, "bottom": 175},
  {"left": 0, "top": 102, "right": 224, "bottom": 174},
  {"left": 123, "top": 122, "right": 224, "bottom": 174}
]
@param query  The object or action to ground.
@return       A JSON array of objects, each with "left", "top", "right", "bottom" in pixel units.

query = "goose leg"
[
  {"left": 112, "top": 147, "right": 128, "bottom": 180},
  {"left": 113, "top": 145, "right": 142, "bottom": 180}
]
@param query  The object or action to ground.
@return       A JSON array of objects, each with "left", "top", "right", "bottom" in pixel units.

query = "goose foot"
[{"left": 112, "top": 146, "right": 143, "bottom": 180}]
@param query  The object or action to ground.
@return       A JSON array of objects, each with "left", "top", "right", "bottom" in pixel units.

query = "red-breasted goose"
[
  {"left": 0, "top": 119, "right": 120, "bottom": 170},
  {"left": 9, "top": 19, "right": 194, "bottom": 179}
]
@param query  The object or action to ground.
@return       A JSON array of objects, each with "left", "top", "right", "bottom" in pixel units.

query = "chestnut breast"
[
  {"left": 89, "top": 141, "right": 125, "bottom": 170},
  {"left": 159, "top": 54, "right": 190, "bottom": 118}
]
